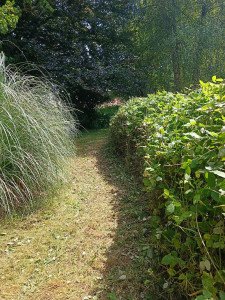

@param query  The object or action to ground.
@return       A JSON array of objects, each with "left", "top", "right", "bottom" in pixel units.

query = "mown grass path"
[{"left": 0, "top": 129, "right": 153, "bottom": 300}]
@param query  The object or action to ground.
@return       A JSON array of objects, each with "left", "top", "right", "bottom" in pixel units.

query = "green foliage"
[
  {"left": 0, "top": 53, "right": 77, "bottom": 214},
  {"left": 132, "top": 0, "right": 224, "bottom": 92},
  {"left": 0, "top": 1, "right": 20, "bottom": 34},
  {"left": 91, "top": 106, "right": 119, "bottom": 129},
  {"left": 108, "top": 292, "right": 117, "bottom": 300},
  {"left": 1, "top": 0, "right": 138, "bottom": 127},
  {"left": 0, "top": 0, "right": 53, "bottom": 34},
  {"left": 110, "top": 78, "right": 225, "bottom": 298}
]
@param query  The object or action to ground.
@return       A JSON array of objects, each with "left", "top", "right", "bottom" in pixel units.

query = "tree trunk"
[
  {"left": 170, "top": 0, "right": 182, "bottom": 91},
  {"left": 192, "top": 1, "right": 207, "bottom": 84},
  {"left": 171, "top": 40, "right": 182, "bottom": 91}
]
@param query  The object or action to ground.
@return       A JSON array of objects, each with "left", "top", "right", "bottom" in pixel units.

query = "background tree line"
[
  {"left": 0, "top": 0, "right": 224, "bottom": 126},
  {"left": 132, "top": 0, "right": 224, "bottom": 93}
]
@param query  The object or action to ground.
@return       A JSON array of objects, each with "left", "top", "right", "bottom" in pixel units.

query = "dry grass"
[{"left": 0, "top": 129, "right": 154, "bottom": 300}]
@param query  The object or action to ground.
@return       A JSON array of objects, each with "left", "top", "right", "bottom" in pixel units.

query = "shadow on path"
[{"left": 90, "top": 133, "right": 160, "bottom": 300}]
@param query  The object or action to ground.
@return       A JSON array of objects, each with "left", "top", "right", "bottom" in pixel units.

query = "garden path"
[{"left": 0, "top": 129, "right": 151, "bottom": 300}]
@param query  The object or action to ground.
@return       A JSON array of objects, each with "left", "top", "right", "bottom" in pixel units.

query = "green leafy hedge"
[{"left": 110, "top": 77, "right": 225, "bottom": 299}]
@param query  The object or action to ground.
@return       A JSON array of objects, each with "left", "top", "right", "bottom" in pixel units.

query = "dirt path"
[{"left": 0, "top": 129, "right": 152, "bottom": 300}]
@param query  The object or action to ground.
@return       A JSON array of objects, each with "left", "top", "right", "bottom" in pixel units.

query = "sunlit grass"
[
  {"left": 0, "top": 53, "right": 77, "bottom": 214},
  {"left": 0, "top": 129, "right": 154, "bottom": 299}
]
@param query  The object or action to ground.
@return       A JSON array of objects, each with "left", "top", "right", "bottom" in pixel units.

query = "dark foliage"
[{"left": 1, "top": 0, "right": 139, "bottom": 127}]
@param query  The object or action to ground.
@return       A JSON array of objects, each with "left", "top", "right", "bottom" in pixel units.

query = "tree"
[
  {"left": 0, "top": 0, "right": 53, "bottom": 34},
  {"left": 2, "top": 0, "right": 223, "bottom": 120},
  {"left": 2, "top": 0, "right": 138, "bottom": 126},
  {"left": 0, "top": 1, "right": 20, "bottom": 34},
  {"left": 133, "top": 0, "right": 224, "bottom": 92}
]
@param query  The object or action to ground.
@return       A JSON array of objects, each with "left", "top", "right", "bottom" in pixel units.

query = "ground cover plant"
[
  {"left": 0, "top": 53, "right": 76, "bottom": 214},
  {"left": 110, "top": 77, "right": 225, "bottom": 299}
]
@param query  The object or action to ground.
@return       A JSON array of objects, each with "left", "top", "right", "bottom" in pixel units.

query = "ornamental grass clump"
[{"left": 0, "top": 53, "right": 77, "bottom": 214}]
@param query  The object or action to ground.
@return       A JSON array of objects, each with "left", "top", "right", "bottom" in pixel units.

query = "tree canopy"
[
  {"left": 131, "top": 0, "right": 224, "bottom": 92},
  {"left": 0, "top": 0, "right": 53, "bottom": 34},
  {"left": 0, "top": 0, "right": 224, "bottom": 125},
  {"left": 1, "top": 0, "right": 139, "bottom": 125}
]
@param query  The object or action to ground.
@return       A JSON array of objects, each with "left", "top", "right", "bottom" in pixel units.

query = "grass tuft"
[{"left": 0, "top": 53, "right": 77, "bottom": 214}]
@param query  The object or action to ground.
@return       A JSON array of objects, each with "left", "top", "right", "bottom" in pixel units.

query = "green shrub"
[
  {"left": 110, "top": 77, "right": 225, "bottom": 299},
  {"left": 0, "top": 54, "right": 77, "bottom": 214},
  {"left": 91, "top": 106, "right": 119, "bottom": 129}
]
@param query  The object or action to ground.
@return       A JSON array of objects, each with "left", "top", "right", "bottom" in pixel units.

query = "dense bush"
[
  {"left": 0, "top": 54, "right": 77, "bottom": 214},
  {"left": 110, "top": 77, "right": 225, "bottom": 299},
  {"left": 71, "top": 87, "right": 110, "bottom": 129},
  {"left": 91, "top": 106, "right": 119, "bottom": 129}
]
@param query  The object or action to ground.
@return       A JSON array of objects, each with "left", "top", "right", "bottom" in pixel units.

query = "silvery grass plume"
[{"left": 0, "top": 52, "right": 77, "bottom": 214}]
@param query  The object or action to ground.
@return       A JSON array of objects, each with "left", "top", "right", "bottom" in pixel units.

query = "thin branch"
[
  {"left": 164, "top": 163, "right": 182, "bottom": 167},
  {"left": 195, "top": 205, "right": 225, "bottom": 285}
]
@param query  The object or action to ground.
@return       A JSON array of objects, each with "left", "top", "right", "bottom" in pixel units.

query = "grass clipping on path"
[{"left": 0, "top": 53, "right": 77, "bottom": 214}]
